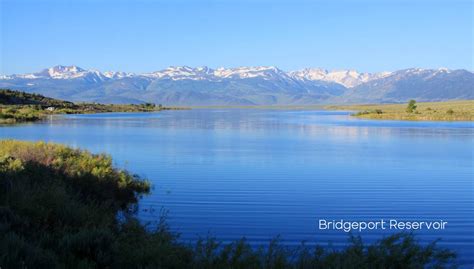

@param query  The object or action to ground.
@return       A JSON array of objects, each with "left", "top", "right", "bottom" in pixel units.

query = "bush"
[
  {"left": 353, "top": 109, "right": 383, "bottom": 116},
  {"left": 406, "top": 100, "right": 417, "bottom": 113}
]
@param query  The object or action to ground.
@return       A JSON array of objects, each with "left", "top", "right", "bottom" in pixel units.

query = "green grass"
[
  {"left": 0, "top": 103, "right": 165, "bottom": 124},
  {"left": 0, "top": 89, "right": 76, "bottom": 107},
  {"left": 326, "top": 100, "right": 474, "bottom": 121},
  {"left": 0, "top": 140, "right": 458, "bottom": 268},
  {"left": 0, "top": 106, "right": 42, "bottom": 123}
]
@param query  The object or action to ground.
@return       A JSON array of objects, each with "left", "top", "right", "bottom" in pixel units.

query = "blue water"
[{"left": 1, "top": 109, "right": 473, "bottom": 266}]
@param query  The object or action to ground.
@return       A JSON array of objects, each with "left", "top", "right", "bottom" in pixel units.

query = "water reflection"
[{"left": 0, "top": 109, "right": 473, "bottom": 266}]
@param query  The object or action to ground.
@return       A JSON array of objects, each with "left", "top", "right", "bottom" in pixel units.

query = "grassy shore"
[
  {"left": 0, "top": 104, "right": 167, "bottom": 124},
  {"left": 326, "top": 100, "right": 474, "bottom": 121},
  {"left": 0, "top": 89, "right": 183, "bottom": 124},
  {"left": 0, "top": 140, "right": 458, "bottom": 268}
]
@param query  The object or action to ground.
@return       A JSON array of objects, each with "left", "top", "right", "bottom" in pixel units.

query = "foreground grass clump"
[
  {"left": 327, "top": 100, "right": 474, "bottom": 121},
  {"left": 0, "top": 140, "right": 457, "bottom": 268}
]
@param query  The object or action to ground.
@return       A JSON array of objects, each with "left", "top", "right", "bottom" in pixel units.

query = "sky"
[{"left": 1, "top": 0, "right": 472, "bottom": 74}]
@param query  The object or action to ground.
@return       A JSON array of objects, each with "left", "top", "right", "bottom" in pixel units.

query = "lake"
[{"left": 1, "top": 109, "right": 473, "bottom": 266}]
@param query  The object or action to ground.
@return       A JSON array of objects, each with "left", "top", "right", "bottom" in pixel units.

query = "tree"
[{"left": 406, "top": 100, "right": 417, "bottom": 113}]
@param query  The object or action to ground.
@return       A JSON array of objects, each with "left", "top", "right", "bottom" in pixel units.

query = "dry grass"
[{"left": 326, "top": 100, "right": 474, "bottom": 121}]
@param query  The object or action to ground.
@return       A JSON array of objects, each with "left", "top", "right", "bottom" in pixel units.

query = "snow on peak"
[
  {"left": 437, "top": 67, "right": 450, "bottom": 72},
  {"left": 3, "top": 66, "right": 136, "bottom": 81},
  {"left": 434, "top": 67, "right": 452, "bottom": 75},
  {"left": 3, "top": 65, "right": 458, "bottom": 87},
  {"left": 143, "top": 66, "right": 215, "bottom": 80},
  {"left": 142, "top": 66, "right": 288, "bottom": 81},
  {"left": 50, "top": 65, "right": 84, "bottom": 73},
  {"left": 290, "top": 68, "right": 391, "bottom": 87},
  {"left": 2, "top": 65, "right": 392, "bottom": 86},
  {"left": 213, "top": 66, "right": 288, "bottom": 80},
  {"left": 45, "top": 65, "right": 87, "bottom": 79},
  {"left": 14, "top": 65, "right": 107, "bottom": 81},
  {"left": 103, "top": 71, "right": 135, "bottom": 79}
]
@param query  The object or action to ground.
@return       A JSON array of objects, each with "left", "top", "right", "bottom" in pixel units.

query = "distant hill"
[
  {"left": 338, "top": 68, "right": 474, "bottom": 103},
  {"left": 0, "top": 89, "right": 75, "bottom": 107},
  {"left": 0, "top": 89, "right": 167, "bottom": 124},
  {"left": 0, "top": 66, "right": 472, "bottom": 105}
]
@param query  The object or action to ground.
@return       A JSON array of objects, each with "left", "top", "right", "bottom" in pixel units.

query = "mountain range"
[{"left": 0, "top": 65, "right": 472, "bottom": 105}]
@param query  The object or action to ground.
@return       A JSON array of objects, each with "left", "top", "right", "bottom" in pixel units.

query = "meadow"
[{"left": 326, "top": 100, "right": 474, "bottom": 121}]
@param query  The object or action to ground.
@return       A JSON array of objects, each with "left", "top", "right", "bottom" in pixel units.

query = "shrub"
[
  {"left": 353, "top": 109, "right": 383, "bottom": 116},
  {"left": 406, "top": 100, "right": 417, "bottom": 113}
]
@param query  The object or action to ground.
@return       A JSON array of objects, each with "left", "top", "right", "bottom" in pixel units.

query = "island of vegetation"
[
  {"left": 326, "top": 100, "right": 474, "bottom": 121},
  {"left": 0, "top": 140, "right": 457, "bottom": 268},
  {"left": 0, "top": 89, "right": 182, "bottom": 124}
]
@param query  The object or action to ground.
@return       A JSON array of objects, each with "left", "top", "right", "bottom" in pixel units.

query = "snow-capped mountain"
[
  {"left": 143, "top": 66, "right": 215, "bottom": 80},
  {"left": 1, "top": 65, "right": 387, "bottom": 86},
  {"left": 340, "top": 68, "right": 474, "bottom": 103},
  {"left": 5, "top": 65, "right": 108, "bottom": 83},
  {"left": 103, "top": 71, "right": 135, "bottom": 79},
  {"left": 42, "top": 65, "right": 89, "bottom": 79},
  {"left": 214, "top": 66, "right": 292, "bottom": 80},
  {"left": 289, "top": 68, "right": 391, "bottom": 88},
  {"left": 142, "top": 66, "right": 294, "bottom": 82},
  {"left": 0, "top": 65, "right": 472, "bottom": 105}
]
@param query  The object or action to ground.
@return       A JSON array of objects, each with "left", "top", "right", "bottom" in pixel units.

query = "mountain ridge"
[
  {"left": 0, "top": 65, "right": 472, "bottom": 105},
  {"left": 0, "top": 65, "right": 392, "bottom": 87}
]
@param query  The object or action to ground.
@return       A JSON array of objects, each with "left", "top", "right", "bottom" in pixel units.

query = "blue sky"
[{"left": 1, "top": 0, "right": 472, "bottom": 74}]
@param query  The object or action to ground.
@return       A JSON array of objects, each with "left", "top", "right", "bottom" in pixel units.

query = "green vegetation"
[
  {"left": 0, "top": 106, "right": 42, "bottom": 123},
  {"left": 0, "top": 89, "right": 179, "bottom": 124},
  {"left": 406, "top": 99, "right": 417, "bottom": 113},
  {"left": 327, "top": 100, "right": 474, "bottom": 121},
  {"left": 0, "top": 140, "right": 458, "bottom": 268},
  {"left": 354, "top": 109, "right": 383, "bottom": 116}
]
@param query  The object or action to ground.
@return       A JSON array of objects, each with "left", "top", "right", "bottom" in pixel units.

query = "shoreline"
[
  {"left": 2, "top": 88, "right": 472, "bottom": 124},
  {"left": 325, "top": 100, "right": 474, "bottom": 121}
]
